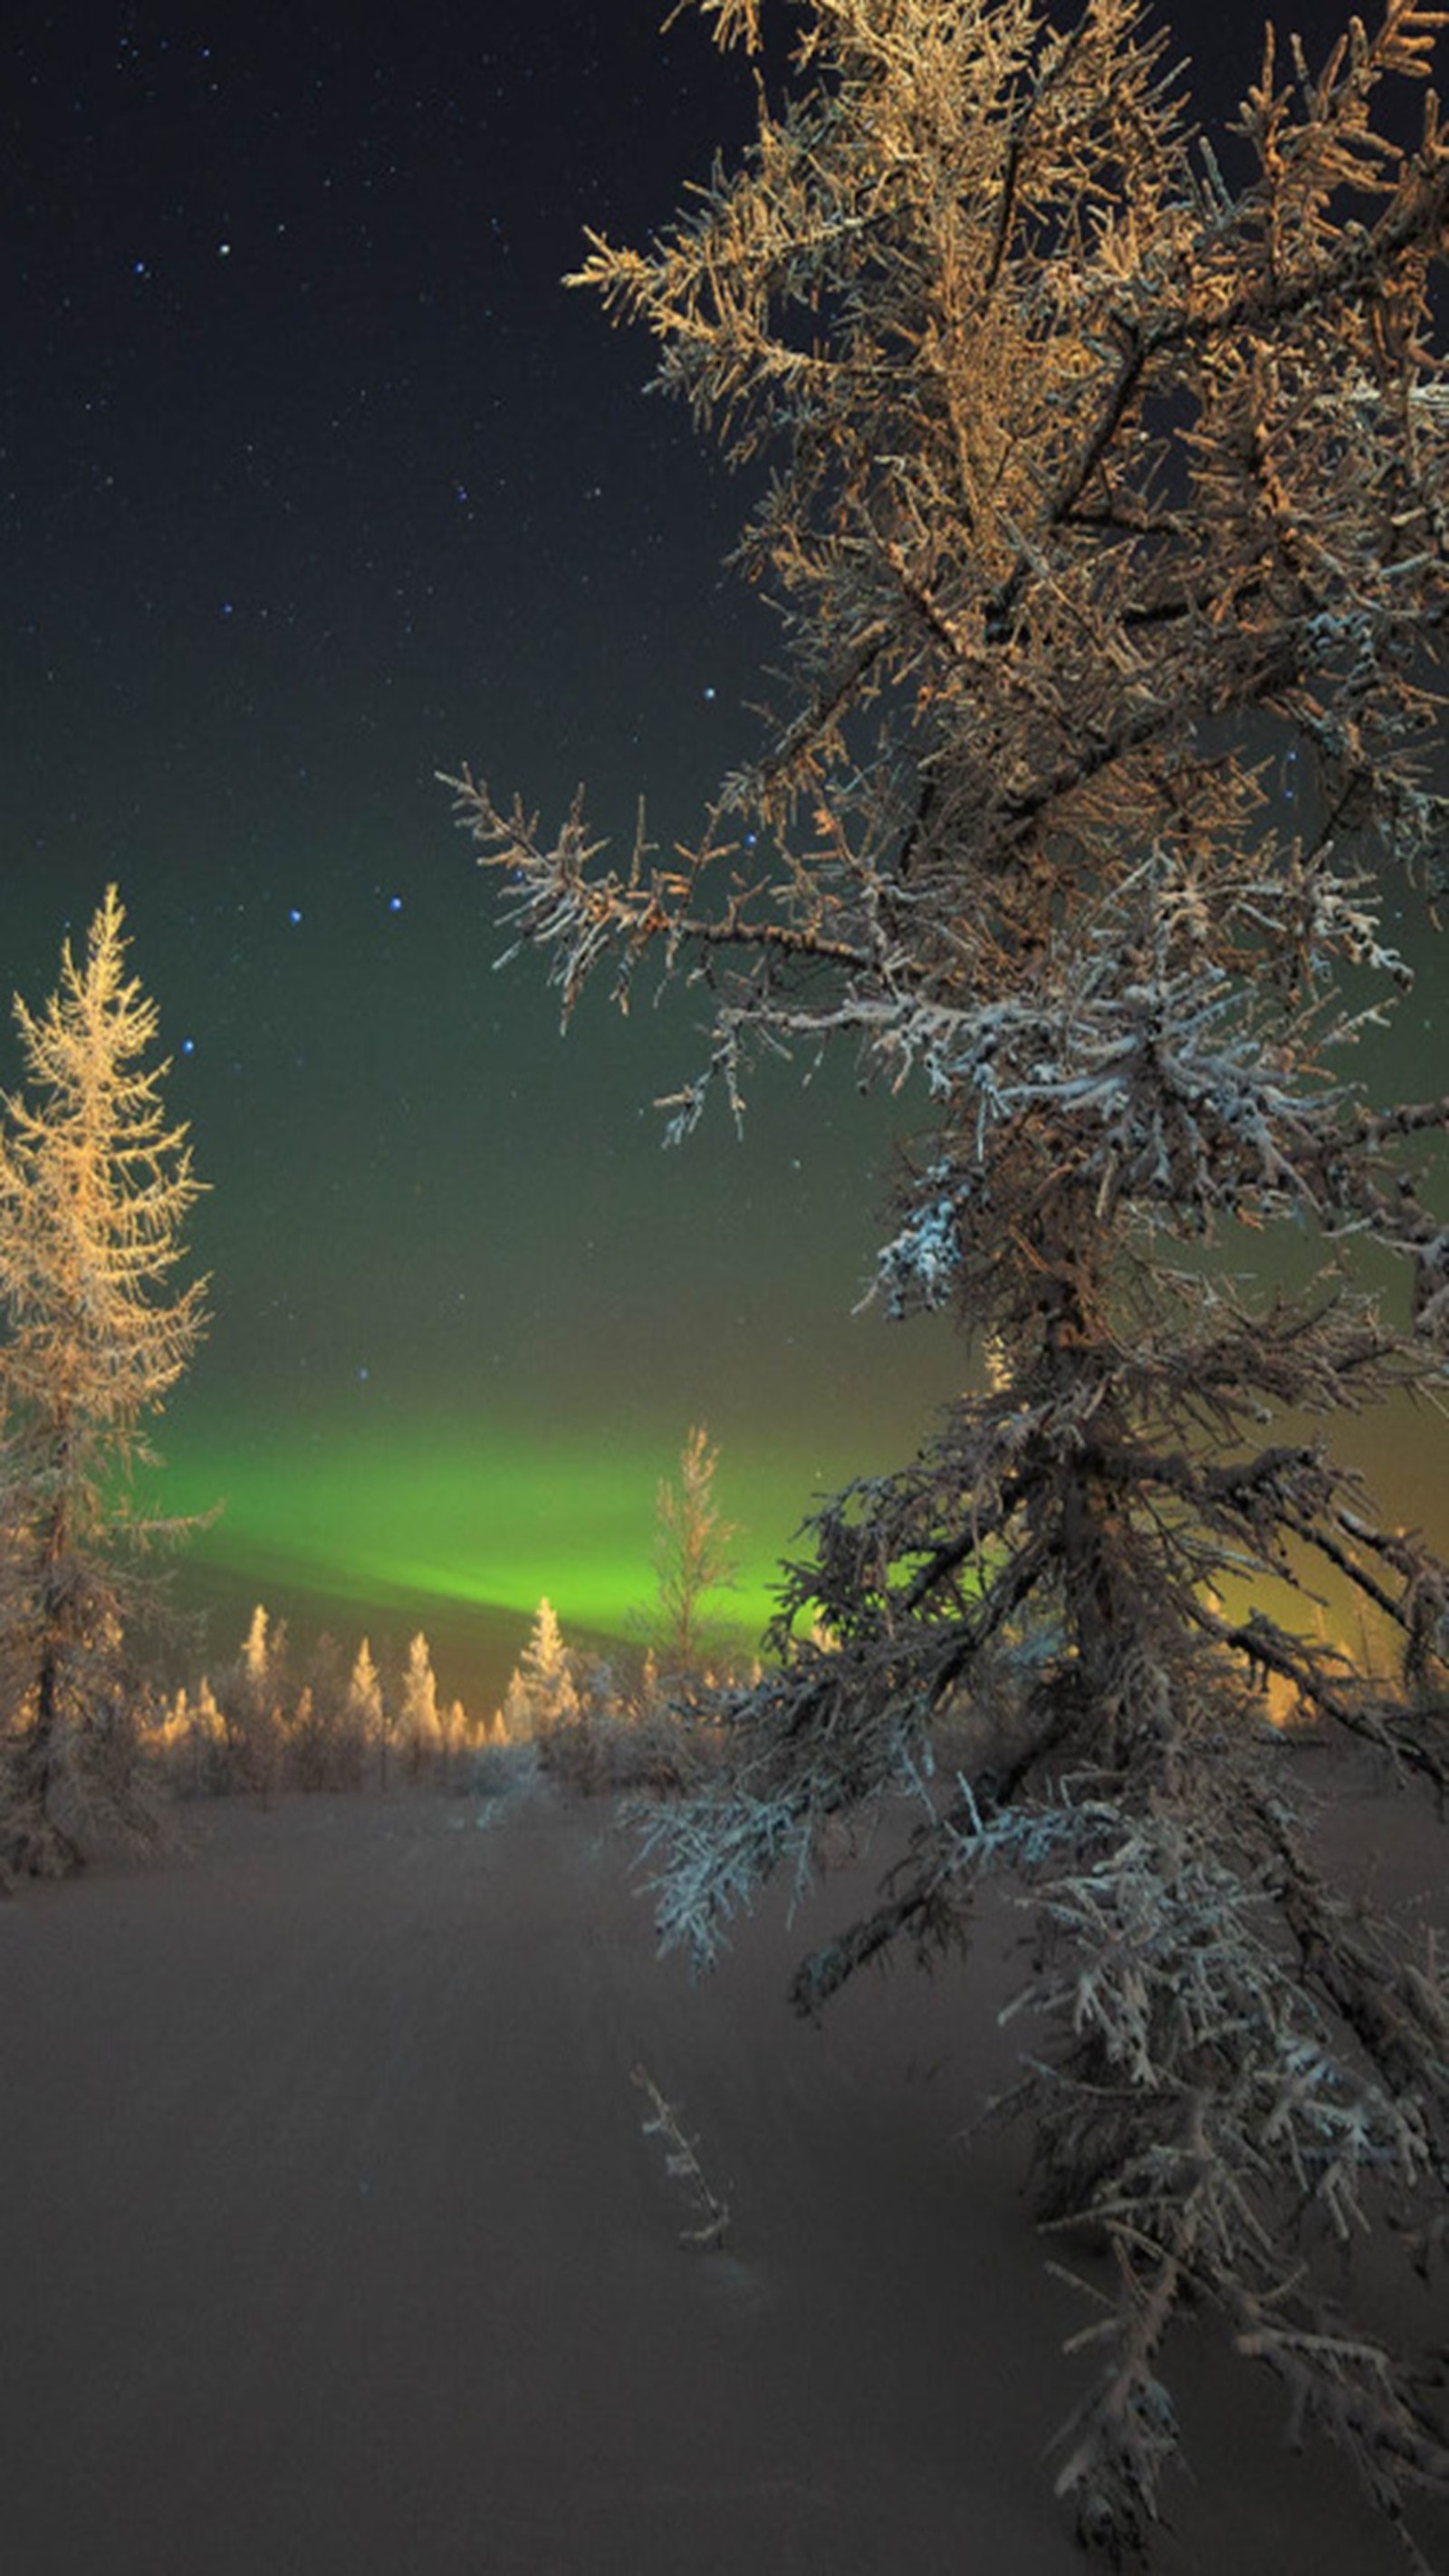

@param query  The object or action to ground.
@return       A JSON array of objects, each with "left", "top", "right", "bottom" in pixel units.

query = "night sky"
[{"left": 4, "top": 0, "right": 1444, "bottom": 1706}]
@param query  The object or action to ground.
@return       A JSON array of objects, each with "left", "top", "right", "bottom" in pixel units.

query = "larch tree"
[
  {"left": 0, "top": 887, "right": 207, "bottom": 1877},
  {"left": 445, "top": 0, "right": 1449, "bottom": 2555},
  {"left": 648, "top": 1424, "right": 740, "bottom": 1679}
]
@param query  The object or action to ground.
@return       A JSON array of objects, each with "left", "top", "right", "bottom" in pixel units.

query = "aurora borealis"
[{"left": 4, "top": 0, "right": 1445, "bottom": 1710}]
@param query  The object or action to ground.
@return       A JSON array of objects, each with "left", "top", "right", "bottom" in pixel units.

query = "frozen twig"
[{"left": 632, "top": 2062, "right": 732, "bottom": 2249}]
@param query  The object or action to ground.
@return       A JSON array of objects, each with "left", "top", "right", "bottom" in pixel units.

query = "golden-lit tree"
[
  {"left": 496, "top": 1597, "right": 581, "bottom": 1742},
  {"left": 648, "top": 1425, "right": 740, "bottom": 1678},
  {"left": 397, "top": 1629, "right": 443, "bottom": 1771},
  {"left": 446, "top": 1, "right": 1449, "bottom": 2552},
  {"left": 347, "top": 1634, "right": 388, "bottom": 1776},
  {"left": 0, "top": 888, "right": 207, "bottom": 1876}
]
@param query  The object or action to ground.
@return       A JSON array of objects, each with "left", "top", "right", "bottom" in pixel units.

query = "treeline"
[
  {"left": 148, "top": 1589, "right": 756, "bottom": 1802},
  {"left": 150, "top": 1608, "right": 474, "bottom": 1798}
]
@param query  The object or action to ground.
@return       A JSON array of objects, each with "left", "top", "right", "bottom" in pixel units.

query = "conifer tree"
[
  {"left": 648, "top": 1425, "right": 740, "bottom": 1677},
  {"left": 398, "top": 1629, "right": 442, "bottom": 1771},
  {"left": 494, "top": 1665, "right": 533, "bottom": 1746},
  {"left": 209, "top": 1600, "right": 288, "bottom": 1797},
  {"left": 446, "top": 1, "right": 1449, "bottom": 2551},
  {"left": 497, "top": 1597, "right": 581, "bottom": 1741},
  {"left": 347, "top": 1634, "right": 386, "bottom": 1770},
  {"left": 0, "top": 888, "right": 207, "bottom": 1875},
  {"left": 241, "top": 1602, "right": 280, "bottom": 1706}
]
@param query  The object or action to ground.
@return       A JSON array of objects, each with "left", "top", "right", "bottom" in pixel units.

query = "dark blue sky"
[{"left": 2, "top": 0, "right": 1442, "bottom": 1685}]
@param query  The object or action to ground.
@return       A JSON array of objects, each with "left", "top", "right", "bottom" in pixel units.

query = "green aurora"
[
  {"left": 147, "top": 1322, "right": 1449, "bottom": 1715},
  {"left": 153, "top": 1412, "right": 868, "bottom": 1645}
]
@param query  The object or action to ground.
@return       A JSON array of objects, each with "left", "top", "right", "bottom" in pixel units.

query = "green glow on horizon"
[
  {"left": 149, "top": 1413, "right": 831, "bottom": 1642},
  {"left": 146, "top": 1312, "right": 1449, "bottom": 1664}
]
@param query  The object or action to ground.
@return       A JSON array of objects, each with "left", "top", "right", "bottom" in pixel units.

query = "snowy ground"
[{"left": 3, "top": 1765, "right": 1444, "bottom": 2575}]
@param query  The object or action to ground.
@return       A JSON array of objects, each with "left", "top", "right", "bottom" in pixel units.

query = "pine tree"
[
  {"left": 0, "top": 888, "right": 207, "bottom": 1875},
  {"left": 446, "top": 0, "right": 1449, "bottom": 2552}
]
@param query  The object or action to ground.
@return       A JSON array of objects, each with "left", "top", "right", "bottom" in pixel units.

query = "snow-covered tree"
[
  {"left": 241, "top": 1603, "right": 278, "bottom": 1705},
  {"left": 494, "top": 1666, "right": 533, "bottom": 1745},
  {"left": 524, "top": 1597, "right": 580, "bottom": 1726},
  {"left": 192, "top": 1677, "right": 223, "bottom": 1747},
  {"left": 206, "top": 1601, "right": 290, "bottom": 1797},
  {"left": 347, "top": 1634, "right": 381, "bottom": 1725},
  {"left": 347, "top": 1634, "right": 387, "bottom": 1776},
  {"left": 284, "top": 1629, "right": 365, "bottom": 1791},
  {"left": 191, "top": 1674, "right": 225, "bottom": 1779},
  {"left": 0, "top": 887, "right": 207, "bottom": 1874},
  {"left": 149, "top": 1673, "right": 226, "bottom": 1783},
  {"left": 495, "top": 1597, "right": 581, "bottom": 1742},
  {"left": 446, "top": 0, "right": 1449, "bottom": 2552},
  {"left": 647, "top": 1426, "right": 740, "bottom": 1678},
  {"left": 397, "top": 1629, "right": 442, "bottom": 1771},
  {"left": 238, "top": 1600, "right": 288, "bottom": 1732}
]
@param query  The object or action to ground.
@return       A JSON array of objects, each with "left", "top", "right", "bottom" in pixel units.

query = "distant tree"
[
  {"left": 446, "top": 0, "right": 1449, "bottom": 2554},
  {"left": 162, "top": 1630, "right": 378, "bottom": 1798},
  {"left": 529, "top": 1597, "right": 581, "bottom": 1725},
  {"left": 0, "top": 887, "right": 208, "bottom": 1876},
  {"left": 646, "top": 1425, "right": 740, "bottom": 1678},
  {"left": 496, "top": 1597, "right": 581, "bottom": 1743},
  {"left": 495, "top": 1665, "right": 533, "bottom": 1746},
  {"left": 285, "top": 1630, "right": 366, "bottom": 1790},
  {"left": 347, "top": 1634, "right": 389, "bottom": 1780},
  {"left": 398, "top": 1629, "right": 443, "bottom": 1772},
  {"left": 240, "top": 1602, "right": 282, "bottom": 1706},
  {"left": 172, "top": 1673, "right": 228, "bottom": 1795},
  {"left": 217, "top": 1600, "right": 289, "bottom": 1798},
  {"left": 187, "top": 1675, "right": 226, "bottom": 1792},
  {"left": 146, "top": 1679, "right": 212, "bottom": 1795},
  {"left": 347, "top": 1634, "right": 382, "bottom": 1728}
]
